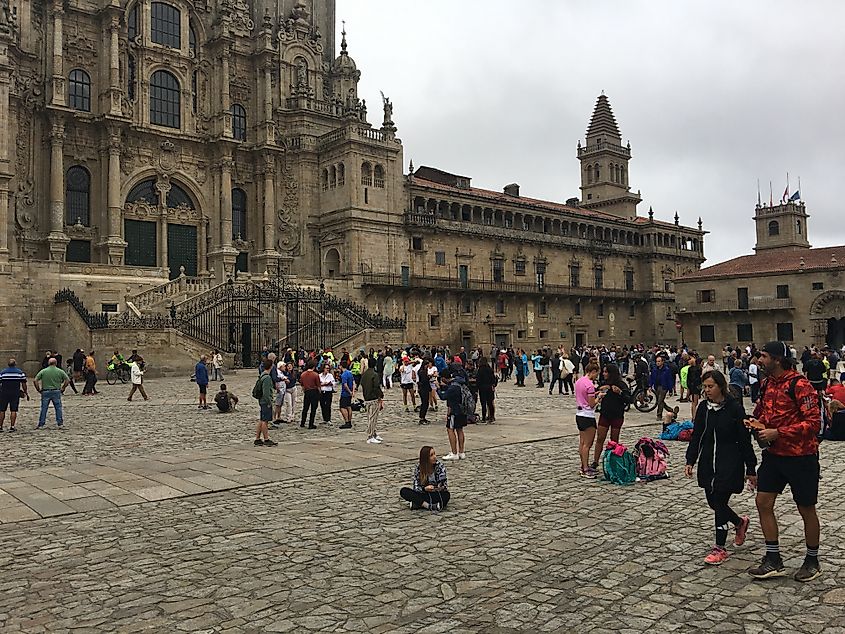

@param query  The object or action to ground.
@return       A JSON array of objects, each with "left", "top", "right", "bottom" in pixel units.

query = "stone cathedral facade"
[{"left": 0, "top": 0, "right": 704, "bottom": 364}]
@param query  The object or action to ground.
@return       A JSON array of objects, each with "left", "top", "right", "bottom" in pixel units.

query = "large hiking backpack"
[
  {"left": 602, "top": 444, "right": 637, "bottom": 485},
  {"left": 458, "top": 383, "right": 477, "bottom": 421},
  {"left": 634, "top": 437, "right": 670, "bottom": 480}
]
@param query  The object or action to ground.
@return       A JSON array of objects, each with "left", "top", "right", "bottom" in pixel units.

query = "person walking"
[
  {"left": 575, "top": 363, "right": 600, "bottom": 478},
  {"left": 417, "top": 358, "right": 432, "bottom": 425},
  {"left": 399, "top": 445, "right": 450, "bottom": 512},
  {"left": 561, "top": 353, "right": 576, "bottom": 396},
  {"left": 0, "top": 358, "right": 29, "bottom": 432},
  {"left": 195, "top": 355, "right": 209, "bottom": 409},
  {"left": 476, "top": 356, "right": 496, "bottom": 423},
  {"left": 281, "top": 362, "right": 298, "bottom": 424},
  {"left": 441, "top": 374, "right": 468, "bottom": 460},
  {"left": 299, "top": 362, "right": 320, "bottom": 429},
  {"left": 82, "top": 351, "right": 98, "bottom": 395},
  {"left": 728, "top": 358, "right": 748, "bottom": 405},
  {"left": 318, "top": 363, "right": 336, "bottom": 424},
  {"left": 382, "top": 352, "right": 395, "bottom": 389},
  {"left": 649, "top": 355, "right": 674, "bottom": 421},
  {"left": 34, "top": 358, "right": 69, "bottom": 430},
  {"left": 592, "top": 364, "right": 631, "bottom": 469},
  {"left": 254, "top": 359, "right": 278, "bottom": 446},
  {"left": 686, "top": 355, "right": 702, "bottom": 421},
  {"left": 684, "top": 370, "right": 756, "bottom": 565},
  {"left": 532, "top": 350, "right": 544, "bottom": 388},
  {"left": 548, "top": 352, "right": 563, "bottom": 395},
  {"left": 399, "top": 357, "right": 417, "bottom": 412},
  {"left": 360, "top": 362, "right": 384, "bottom": 444},
  {"left": 211, "top": 349, "right": 224, "bottom": 381},
  {"left": 127, "top": 356, "right": 149, "bottom": 401},
  {"left": 748, "top": 354, "right": 761, "bottom": 403},
  {"left": 514, "top": 350, "right": 525, "bottom": 387},
  {"left": 746, "top": 342, "right": 822, "bottom": 582}
]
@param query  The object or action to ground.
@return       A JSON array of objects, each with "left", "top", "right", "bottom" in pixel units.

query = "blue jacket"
[
  {"left": 434, "top": 355, "right": 447, "bottom": 373},
  {"left": 195, "top": 361, "right": 209, "bottom": 385},
  {"left": 649, "top": 364, "right": 673, "bottom": 390}
]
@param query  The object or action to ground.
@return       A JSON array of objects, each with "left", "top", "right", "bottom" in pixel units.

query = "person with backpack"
[
  {"left": 684, "top": 369, "right": 756, "bottom": 566},
  {"left": 252, "top": 360, "right": 278, "bottom": 447},
  {"left": 399, "top": 445, "right": 450, "bottom": 512},
  {"left": 214, "top": 383, "right": 238, "bottom": 413},
  {"left": 476, "top": 356, "right": 497, "bottom": 423},
  {"left": 591, "top": 363, "right": 631, "bottom": 470},
  {"left": 441, "top": 374, "right": 470, "bottom": 461},
  {"left": 575, "top": 362, "right": 600, "bottom": 478},
  {"left": 746, "top": 341, "right": 822, "bottom": 582}
]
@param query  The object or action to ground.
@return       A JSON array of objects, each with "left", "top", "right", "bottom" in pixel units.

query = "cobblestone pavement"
[{"left": 1, "top": 375, "right": 843, "bottom": 632}]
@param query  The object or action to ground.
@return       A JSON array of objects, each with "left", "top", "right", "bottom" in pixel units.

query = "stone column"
[
  {"left": 0, "top": 55, "right": 12, "bottom": 259},
  {"left": 220, "top": 158, "right": 233, "bottom": 247},
  {"left": 47, "top": 119, "right": 69, "bottom": 260},
  {"left": 107, "top": 18, "right": 122, "bottom": 115},
  {"left": 254, "top": 156, "right": 279, "bottom": 274},
  {"left": 220, "top": 47, "right": 232, "bottom": 138},
  {"left": 156, "top": 180, "right": 171, "bottom": 274},
  {"left": 260, "top": 61, "right": 275, "bottom": 145},
  {"left": 100, "top": 129, "right": 127, "bottom": 263},
  {"left": 50, "top": 3, "right": 65, "bottom": 106},
  {"left": 197, "top": 216, "right": 207, "bottom": 275}
]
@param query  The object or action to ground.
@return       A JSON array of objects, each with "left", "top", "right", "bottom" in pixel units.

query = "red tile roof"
[
  {"left": 679, "top": 245, "right": 845, "bottom": 280},
  {"left": 410, "top": 174, "right": 692, "bottom": 230}
]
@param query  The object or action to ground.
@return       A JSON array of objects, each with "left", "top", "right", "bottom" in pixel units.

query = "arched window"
[
  {"left": 231, "top": 104, "right": 247, "bottom": 141},
  {"left": 620, "top": 166, "right": 625, "bottom": 185},
  {"left": 594, "top": 163, "right": 600, "bottom": 182},
  {"left": 65, "top": 166, "right": 91, "bottom": 226},
  {"left": 615, "top": 165, "right": 621, "bottom": 183},
  {"left": 127, "top": 179, "right": 158, "bottom": 205},
  {"left": 232, "top": 188, "right": 246, "bottom": 239},
  {"left": 330, "top": 165, "right": 337, "bottom": 188},
  {"left": 321, "top": 169, "right": 329, "bottom": 192},
  {"left": 768, "top": 220, "right": 780, "bottom": 236},
  {"left": 325, "top": 248, "right": 340, "bottom": 278},
  {"left": 337, "top": 163, "right": 345, "bottom": 187},
  {"left": 167, "top": 182, "right": 194, "bottom": 209},
  {"left": 361, "top": 162, "right": 372, "bottom": 186},
  {"left": 189, "top": 23, "right": 197, "bottom": 56},
  {"left": 68, "top": 69, "right": 91, "bottom": 112},
  {"left": 150, "top": 70, "right": 180, "bottom": 128},
  {"left": 585, "top": 165, "right": 592, "bottom": 184},
  {"left": 374, "top": 164, "right": 385, "bottom": 188},
  {"left": 609, "top": 163, "right": 615, "bottom": 182},
  {"left": 151, "top": 2, "right": 181, "bottom": 48},
  {"left": 127, "top": 3, "right": 139, "bottom": 40},
  {"left": 796, "top": 219, "right": 802, "bottom": 235}
]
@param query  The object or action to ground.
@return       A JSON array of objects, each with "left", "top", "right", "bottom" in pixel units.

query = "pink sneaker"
[
  {"left": 734, "top": 515, "right": 750, "bottom": 547},
  {"left": 704, "top": 546, "right": 729, "bottom": 566}
]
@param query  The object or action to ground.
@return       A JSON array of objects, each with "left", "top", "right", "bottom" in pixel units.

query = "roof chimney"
[{"left": 504, "top": 183, "right": 520, "bottom": 197}]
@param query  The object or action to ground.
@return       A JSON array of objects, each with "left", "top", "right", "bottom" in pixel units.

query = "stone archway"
[
  {"left": 324, "top": 248, "right": 341, "bottom": 278},
  {"left": 809, "top": 289, "right": 845, "bottom": 348}
]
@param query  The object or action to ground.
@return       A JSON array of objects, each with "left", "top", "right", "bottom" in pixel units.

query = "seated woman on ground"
[{"left": 400, "top": 445, "right": 450, "bottom": 512}]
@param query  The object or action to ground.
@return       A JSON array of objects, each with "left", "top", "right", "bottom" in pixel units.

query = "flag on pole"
[
  {"left": 789, "top": 190, "right": 800, "bottom": 202},
  {"left": 782, "top": 185, "right": 789, "bottom": 203},
  {"left": 769, "top": 181, "right": 773, "bottom": 207}
]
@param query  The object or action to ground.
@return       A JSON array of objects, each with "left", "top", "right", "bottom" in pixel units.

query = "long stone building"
[
  {"left": 675, "top": 200, "right": 845, "bottom": 354},
  {"left": 0, "top": 0, "right": 704, "bottom": 370}
]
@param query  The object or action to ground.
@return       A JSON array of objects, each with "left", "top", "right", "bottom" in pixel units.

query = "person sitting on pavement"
[
  {"left": 400, "top": 445, "right": 450, "bottom": 512},
  {"left": 214, "top": 383, "right": 239, "bottom": 413}
]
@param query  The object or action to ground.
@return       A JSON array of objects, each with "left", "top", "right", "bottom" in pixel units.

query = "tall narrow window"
[
  {"left": 361, "top": 162, "right": 373, "bottom": 186},
  {"left": 191, "top": 70, "right": 198, "bottom": 114},
  {"left": 151, "top": 2, "right": 181, "bottom": 48},
  {"left": 68, "top": 69, "right": 91, "bottom": 112},
  {"left": 337, "top": 163, "right": 345, "bottom": 187},
  {"left": 374, "top": 164, "right": 385, "bottom": 188},
  {"left": 594, "top": 265, "right": 603, "bottom": 289},
  {"left": 127, "top": 3, "right": 139, "bottom": 40},
  {"left": 150, "top": 70, "right": 180, "bottom": 128},
  {"left": 65, "top": 166, "right": 91, "bottom": 226},
  {"left": 231, "top": 104, "right": 247, "bottom": 141},
  {"left": 189, "top": 23, "right": 197, "bottom": 56},
  {"left": 232, "top": 188, "right": 247, "bottom": 240}
]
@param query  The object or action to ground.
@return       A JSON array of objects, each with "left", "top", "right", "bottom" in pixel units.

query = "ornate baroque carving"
[{"left": 276, "top": 163, "right": 300, "bottom": 255}]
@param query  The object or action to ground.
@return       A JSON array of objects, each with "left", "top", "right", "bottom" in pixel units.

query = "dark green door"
[
  {"left": 167, "top": 224, "right": 197, "bottom": 279},
  {"left": 124, "top": 220, "right": 157, "bottom": 267}
]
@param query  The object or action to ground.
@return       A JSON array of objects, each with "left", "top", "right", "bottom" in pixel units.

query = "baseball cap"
[{"left": 761, "top": 341, "right": 791, "bottom": 359}]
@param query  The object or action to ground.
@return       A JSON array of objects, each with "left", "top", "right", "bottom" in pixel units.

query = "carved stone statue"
[
  {"left": 0, "top": 0, "right": 14, "bottom": 35},
  {"left": 380, "top": 91, "right": 393, "bottom": 125},
  {"left": 296, "top": 59, "right": 307, "bottom": 86}
]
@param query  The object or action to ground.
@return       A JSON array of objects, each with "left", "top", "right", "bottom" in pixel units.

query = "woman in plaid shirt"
[{"left": 400, "top": 446, "right": 450, "bottom": 512}]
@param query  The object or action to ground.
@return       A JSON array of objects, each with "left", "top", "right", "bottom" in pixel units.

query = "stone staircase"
[{"left": 124, "top": 269, "right": 213, "bottom": 316}]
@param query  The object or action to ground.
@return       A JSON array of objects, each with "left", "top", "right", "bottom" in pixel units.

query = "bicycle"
[
  {"left": 626, "top": 376, "right": 658, "bottom": 412},
  {"left": 106, "top": 364, "right": 130, "bottom": 385}
]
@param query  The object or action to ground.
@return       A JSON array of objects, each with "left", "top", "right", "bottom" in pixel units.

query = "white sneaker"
[
  {"left": 375, "top": 435, "right": 383, "bottom": 442},
  {"left": 366, "top": 437, "right": 379, "bottom": 444},
  {"left": 458, "top": 453, "right": 466, "bottom": 460},
  {"left": 442, "top": 453, "right": 459, "bottom": 460}
]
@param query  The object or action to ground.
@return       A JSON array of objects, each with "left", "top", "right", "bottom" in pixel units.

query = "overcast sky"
[{"left": 335, "top": 0, "right": 845, "bottom": 265}]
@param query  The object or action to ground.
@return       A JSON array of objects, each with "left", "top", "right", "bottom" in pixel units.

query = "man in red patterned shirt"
[{"left": 746, "top": 341, "right": 821, "bottom": 582}]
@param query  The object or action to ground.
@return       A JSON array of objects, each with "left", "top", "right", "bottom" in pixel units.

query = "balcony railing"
[
  {"left": 577, "top": 142, "right": 631, "bottom": 158},
  {"left": 676, "top": 297, "right": 794, "bottom": 313},
  {"left": 361, "top": 272, "right": 673, "bottom": 301}
]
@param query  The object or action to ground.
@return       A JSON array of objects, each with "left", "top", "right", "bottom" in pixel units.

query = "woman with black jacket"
[
  {"left": 685, "top": 369, "right": 757, "bottom": 566},
  {"left": 476, "top": 357, "right": 497, "bottom": 423},
  {"left": 592, "top": 363, "right": 631, "bottom": 469}
]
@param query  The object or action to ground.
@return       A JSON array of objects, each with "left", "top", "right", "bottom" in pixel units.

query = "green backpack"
[
  {"left": 252, "top": 376, "right": 265, "bottom": 400},
  {"left": 603, "top": 450, "right": 637, "bottom": 485}
]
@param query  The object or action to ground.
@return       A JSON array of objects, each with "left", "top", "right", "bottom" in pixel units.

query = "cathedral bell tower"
[
  {"left": 577, "top": 93, "right": 641, "bottom": 219},
  {"left": 753, "top": 200, "right": 811, "bottom": 252}
]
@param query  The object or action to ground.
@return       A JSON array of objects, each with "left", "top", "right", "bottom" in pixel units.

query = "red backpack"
[{"left": 634, "top": 437, "right": 669, "bottom": 479}]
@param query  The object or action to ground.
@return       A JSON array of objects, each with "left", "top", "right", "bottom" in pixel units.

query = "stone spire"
[{"left": 586, "top": 93, "right": 622, "bottom": 142}]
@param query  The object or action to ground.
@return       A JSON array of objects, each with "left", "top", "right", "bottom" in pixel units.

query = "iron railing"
[{"left": 54, "top": 289, "right": 110, "bottom": 329}]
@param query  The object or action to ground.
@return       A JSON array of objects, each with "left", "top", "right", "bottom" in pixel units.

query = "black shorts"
[
  {"left": 198, "top": 384, "right": 208, "bottom": 395},
  {"left": 447, "top": 413, "right": 467, "bottom": 430},
  {"left": 757, "top": 452, "right": 820, "bottom": 507},
  {"left": 401, "top": 383, "right": 415, "bottom": 391},
  {"left": 576, "top": 415, "right": 597, "bottom": 432},
  {"left": 339, "top": 396, "right": 352, "bottom": 408},
  {"left": 0, "top": 394, "right": 20, "bottom": 412}
]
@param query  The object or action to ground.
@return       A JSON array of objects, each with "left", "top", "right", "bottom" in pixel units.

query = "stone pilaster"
[
  {"left": 254, "top": 156, "right": 279, "bottom": 274},
  {"left": 99, "top": 128, "right": 127, "bottom": 263},
  {"left": 209, "top": 157, "right": 237, "bottom": 280},
  {"left": 50, "top": 3, "right": 65, "bottom": 107},
  {"left": 0, "top": 44, "right": 12, "bottom": 260}
]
